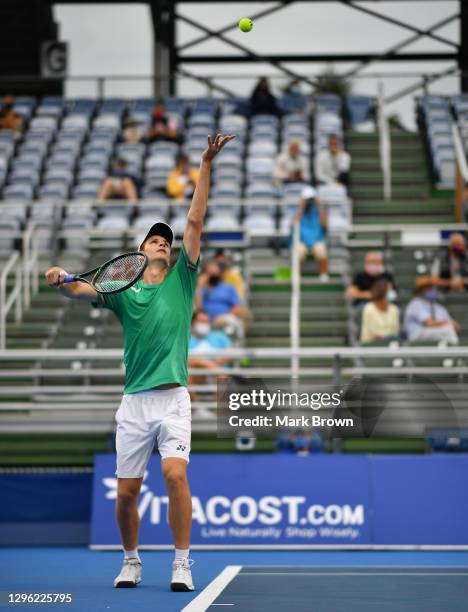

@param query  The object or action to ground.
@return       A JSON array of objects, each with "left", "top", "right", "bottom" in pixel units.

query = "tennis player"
[{"left": 45, "top": 133, "right": 235, "bottom": 592}]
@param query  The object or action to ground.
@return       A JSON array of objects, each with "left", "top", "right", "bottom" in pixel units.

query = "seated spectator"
[
  {"left": 0, "top": 95, "right": 23, "bottom": 136},
  {"left": 196, "top": 261, "right": 248, "bottom": 338},
  {"left": 166, "top": 154, "right": 199, "bottom": 202},
  {"left": 404, "top": 276, "right": 459, "bottom": 345},
  {"left": 123, "top": 118, "right": 144, "bottom": 144},
  {"left": 346, "top": 251, "right": 397, "bottom": 308},
  {"left": 147, "top": 101, "right": 179, "bottom": 143},
  {"left": 314, "top": 134, "right": 351, "bottom": 191},
  {"left": 214, "top": 249, "right": 246, "bottom": 300},
  {"left": 292, "top": 185, "right": 329, "bottom": 281},
  {"left": 432, "top": 232, "right": 468, "bottom": 293},
  {"left": 97, "top": 158, "right": 138, "bottom": 204},
  {"left": 249, "top": 77, "right": 280, "bottom": 117},
  {"left": 360, "top": 279, "right": 400, "bottom": 344},
  {"left": 274, "top": 138, "right": 310, "bottom": 186}
]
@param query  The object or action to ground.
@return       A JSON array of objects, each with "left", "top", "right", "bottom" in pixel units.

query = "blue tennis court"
[{"left": 2, "top": 549, "right": 468, "bottom": 611}]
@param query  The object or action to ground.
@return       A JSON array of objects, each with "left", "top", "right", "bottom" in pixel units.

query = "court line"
[
  {"left": 240, "top": 572, "right": 468, "bottom": 576},
  {"left": 181, "top": 565, "right": 242, "bottom": 612}
]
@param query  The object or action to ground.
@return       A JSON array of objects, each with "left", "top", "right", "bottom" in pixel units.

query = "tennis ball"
[{"left": 239, "top": 17, "right": 253, "bottom": 32}]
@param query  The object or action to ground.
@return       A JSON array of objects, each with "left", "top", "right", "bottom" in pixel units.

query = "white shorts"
[{"left": 115, "top": 386, "right": 191, "bottom": 478}]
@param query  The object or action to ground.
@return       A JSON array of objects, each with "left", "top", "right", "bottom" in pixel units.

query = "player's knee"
[
  {"left": 163, "top": 469, "right": 187, "bottom": 491},
  {"left": 117, "top": 489, "right": 139, "bottom": 507}
]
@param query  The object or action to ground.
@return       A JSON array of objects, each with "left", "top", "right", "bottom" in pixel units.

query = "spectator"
[
  {"left": 96, "top": 158, "right": 138, "bottom": 204},
  {"left": 195, "top": 261, "right": 248, "bottom": 337},
  {"left": 147, "top": 101, "right": 179, "bottom": 143},
  {"left": 0, "top": 95, "right": 23, "bottom": 136},
  {"left": 188, "top": 309, "right": 232, "bottom": 367},
  {"left": 292, "top": 185, "right": 329, "bottom": 281},
  {"left": 214, "top": 249, "right": 246, "bottom": 300},
  {"left": 274, "top": 138, "right": 310, "bottom": 186},
  {"left": 123, "top": 118, "right": 144, "bottom": 144},
  {"left": 432, "top": 232, "right": 468, "bottom": 293},
  {"left": 360, "top": 279, "right": 400, "bottom": 344},
  {"left": 249, "top": 77, "right": 280, "bottom": 117},
  {"left": 404, "top": 276, "right": 459, "bottom": 345},
  {"left": 166, "top": 153, "right": 199, "bottom": 201},
  {"left": 314, "top": 134, "right": 351, "bottom": 190},
  {"left": 346, "top": 251, "right": 397, "bottom": 308}
]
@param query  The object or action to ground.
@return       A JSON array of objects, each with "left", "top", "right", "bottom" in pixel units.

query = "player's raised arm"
[
  {"left": 45, "top": 266, "right": 98, "bottom": 303},
  {"left": 183, "top": 134, "right": 235, "bottom": 263}
]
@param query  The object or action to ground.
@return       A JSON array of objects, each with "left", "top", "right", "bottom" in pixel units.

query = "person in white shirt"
[
  {"left": 360, "top": 279, "right": 400, "bottom": 344},
  {"left": 274, "top": 138, "right": 310, "bottom": 185},
  {"left": 314, "top": 134, "right": 351, "bottom": 191}
]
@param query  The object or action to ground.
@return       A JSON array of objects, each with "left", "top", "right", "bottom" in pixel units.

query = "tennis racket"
[{"left": 62, "top": 252, "right": 148, "bottom": 294}]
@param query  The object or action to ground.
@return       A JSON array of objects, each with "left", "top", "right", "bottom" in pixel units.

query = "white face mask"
[
  {"left": 386, "top": 288, "right": 397, "bottom": 302},
  {"left": 193, "top": 322, "right": 211, "bottom": 337}
]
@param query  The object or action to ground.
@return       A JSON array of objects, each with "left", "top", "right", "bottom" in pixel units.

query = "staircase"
[{"left": 348, "top": 130, "right": 455, "bottom": 225}]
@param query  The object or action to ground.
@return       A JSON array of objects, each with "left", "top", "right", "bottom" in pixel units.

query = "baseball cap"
[{"left": 138, "top": 222, "right": 174, "bottom": 251}]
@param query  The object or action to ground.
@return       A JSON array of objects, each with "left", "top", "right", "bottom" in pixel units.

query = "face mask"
[
  {"left": 217, "top": 262, "right": 228, "bottom": 273},
  {"left": 208, "top": 275, "right": 221, "bottom": 287},
  {"left": 423, "top": 288, "right": 437, "bottom": 301},
  {"left": 365, "top": 263, "right": 383, "bottom": 276},
  {"left": 386, "top": 288, "right": 397, "bottom": 302},
  {"left": 193, "top": 322, "right": 211, "bottom": 337},
  {"left": 453, "top": 246, "right": 465, "bottom": 257}
]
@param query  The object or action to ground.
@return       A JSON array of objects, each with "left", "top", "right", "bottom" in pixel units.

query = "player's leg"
[
  {"left": 113, "top": 393, "right": 156, "bottom": 587},
  {"left": 161, "top": 458, "right": 192, "bottom": 549}
]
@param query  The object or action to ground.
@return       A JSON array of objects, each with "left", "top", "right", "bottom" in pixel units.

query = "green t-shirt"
[{"left": 93, "top": 245, "right": 199, "bottom": 394}]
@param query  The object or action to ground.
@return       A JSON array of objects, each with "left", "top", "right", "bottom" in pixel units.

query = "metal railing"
[
  {"left": 289, "top": 221, "right": 300, "bottom": 379},
  {"left": 0, "top": 252, "right": 23, "bottom": 350},
  {"left": 22, "top": 225, "right": 39, "bottom": 310},
  {"left": 378, "top": 82, "right": 392, "bottom": 202}
]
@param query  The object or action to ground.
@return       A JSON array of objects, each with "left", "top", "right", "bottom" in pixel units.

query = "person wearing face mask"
[
  {"left": 147, "top": 101, "right": 179, "bottom": 143},
  {"left": 432, "top": 232, "right": 468, "bottom": 293},
  {"left": 195, "top": 261, "right": 248, "bottom": 338},
  {"left": 314, "top": 134, "right": 351, "bottom": 191},
  {"left": 347, "top": 251, "right": 397, "bottom": 308},
  {"left": 403, "top": 276, "right": 460, "bottom": 345},
  {"left": 249, "top": 77, "right": 280, "bottom": 117},
  {"left": 360, "top": 279, "right": 400, "bottom": 344},
  {"left": 167, "top": 154, "right": 199, "bottom": 202},
  {"left": 188, "top": 310, "right": 232, "bottom": 364}
]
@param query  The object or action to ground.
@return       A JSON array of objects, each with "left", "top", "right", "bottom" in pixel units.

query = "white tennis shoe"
[
  {"left": 171, "top": 558, "right": 195, "bottom": 591},
  {"left": 114, "top": 558, "right": 142, "bottom": 588}
]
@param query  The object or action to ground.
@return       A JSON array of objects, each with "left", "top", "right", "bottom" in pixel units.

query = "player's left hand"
[{"left": 202, "top": 134, "right": 236, "bottom": 163}]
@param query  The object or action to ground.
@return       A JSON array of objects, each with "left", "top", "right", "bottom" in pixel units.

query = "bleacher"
[{"left": 1, "top": 92, "right": 467, "bottom": 466}]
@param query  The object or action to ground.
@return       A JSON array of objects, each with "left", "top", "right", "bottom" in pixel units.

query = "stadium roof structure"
[{"left": 92, "top": 0, "right": 465, "bottom": 98}]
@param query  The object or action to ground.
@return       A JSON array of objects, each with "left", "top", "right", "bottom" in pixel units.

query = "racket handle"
[{"left": 63, "top": 275, "right": 78, "bottom": 283}]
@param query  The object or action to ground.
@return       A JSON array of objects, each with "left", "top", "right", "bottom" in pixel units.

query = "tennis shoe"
[
  {"left": 171, "top": 558, "right": 195, "bottom": 591},
  {"left": 114, "top": 558, "right": 142, "bottom": 588}
]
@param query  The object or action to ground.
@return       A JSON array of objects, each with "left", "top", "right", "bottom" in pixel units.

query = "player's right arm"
[{"left": 45, "top": 267, "right": 98, "bottom": 303}]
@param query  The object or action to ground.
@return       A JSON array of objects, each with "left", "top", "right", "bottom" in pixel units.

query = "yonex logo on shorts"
[{"left": 177, "top": 444, "right": 186, "bottom": 451}]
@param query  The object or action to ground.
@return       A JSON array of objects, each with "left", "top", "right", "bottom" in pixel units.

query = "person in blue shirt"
[
  {"left": 292, "top": 185, "right": 329, "bottom": 281},
  {"left": 195, "top": 261, "right": 248, "bottom": 337},
  {"left": 403, "top": 276, "right": 460, "bottom": 345}
]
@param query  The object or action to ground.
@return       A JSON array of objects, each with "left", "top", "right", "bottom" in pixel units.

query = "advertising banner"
[{"left": 90, "top": 454, "right": 370, "bottom": 547}]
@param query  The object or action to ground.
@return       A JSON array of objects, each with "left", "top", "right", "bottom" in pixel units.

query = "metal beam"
[
  {"left": 345, "top": 13, "right": 460, "bottom": 78},
  {"left": 461, "top": 0, "right": 468, "bottom": 91},
  {"left": 385, "top": 65, "right": 459, "bottom": 105},
  {"left": 177, "top": 68, "right": 237, "bottom": 97},
  {"left": 179, "top": 1, "right": 295, "bottom": 52},
  {"left": 180, "top": 53, "right": 458, "bottom": 64},
  {"left": 175, "top": 11, "right": 319, "bottom": 89},
  {"left": 342, "top": 0, "right": 459, "bottom": 49},
  {"left": 150, "top": 0, "right": 177, "bottom": 96}
]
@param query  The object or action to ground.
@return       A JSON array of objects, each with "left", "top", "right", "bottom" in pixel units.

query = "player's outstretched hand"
[
  {"left": 202, "top": 134, "right": 236, "bottom": 163},
  {"left": 45, "top": 266, "right": 68, "bottom": 288}
]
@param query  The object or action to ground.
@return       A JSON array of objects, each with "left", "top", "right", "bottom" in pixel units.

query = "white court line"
[
  {"left": 181, "top": 566, "right": 242, "bottom": 612},
  {"left": 241, "top": 572, "right": 468, "bottom": 576}
]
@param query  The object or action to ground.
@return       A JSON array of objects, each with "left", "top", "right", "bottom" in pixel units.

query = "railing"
[
  {"left": 290, "top": 221, "right": 300, "bottom": 380},
  {"left": 378, "top": 82, "right": 392, "bottom": 202},
  {"left": 452, "top": 121, "right": 468, "bottom": 222},
  {"left": 22, "top": 225, "right": 39, "bottom": 310},
  {"left": 0, "top": 252, "right": 23, "bottom": 350}
]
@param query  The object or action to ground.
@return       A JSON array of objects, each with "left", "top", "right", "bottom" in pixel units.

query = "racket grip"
[{"left": 63, "top": 275, "right": 77, "bottom": 283}]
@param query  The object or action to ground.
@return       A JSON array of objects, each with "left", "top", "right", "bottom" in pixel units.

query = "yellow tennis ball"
[{"left": 239, "top": 17, "right": 253, "bottom": 33}]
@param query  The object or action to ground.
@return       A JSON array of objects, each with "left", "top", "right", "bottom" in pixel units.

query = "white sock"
[
  {"left": 124, "top": 548, "right": 140, "bottom": 562},
  {"left": 175, "top": 548, "right": 189, "bottom": 561}
]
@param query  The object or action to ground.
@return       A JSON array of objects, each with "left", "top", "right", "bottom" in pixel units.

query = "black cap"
[{"left": 139, "top": 222, "right": 174, "bottom": 251}]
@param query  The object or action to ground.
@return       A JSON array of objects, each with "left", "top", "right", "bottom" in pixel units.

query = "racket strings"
[{"left": 93, "top": 253, "right": 146, "bottom": 292}]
